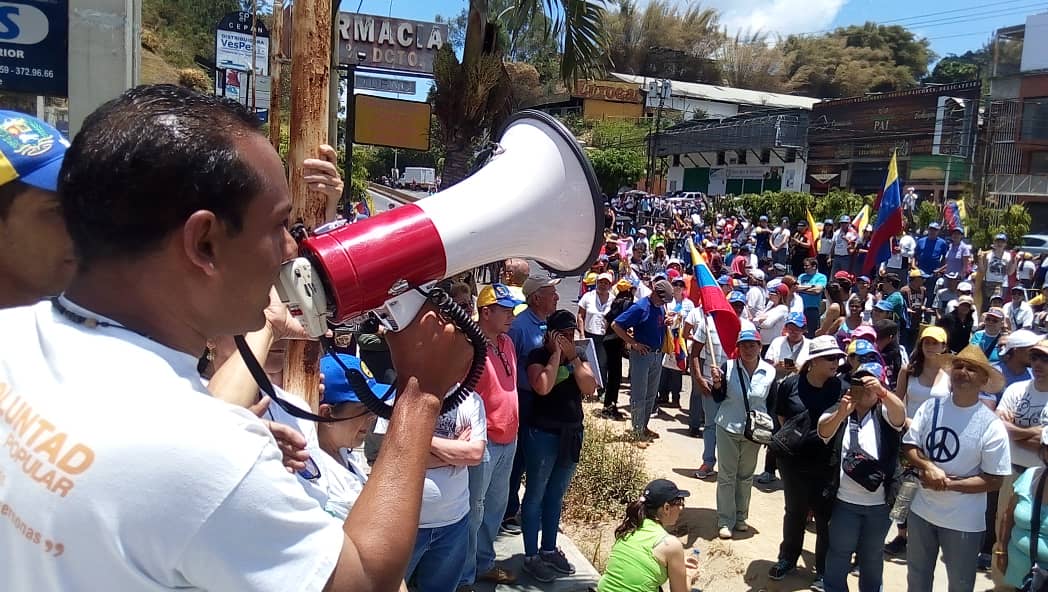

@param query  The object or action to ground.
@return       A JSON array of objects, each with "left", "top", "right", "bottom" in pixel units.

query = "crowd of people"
[{"left": 5, "top": 84, "right": 1048, "bottom": 592}]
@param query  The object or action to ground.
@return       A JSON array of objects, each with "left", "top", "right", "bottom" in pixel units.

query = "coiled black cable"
[{"left": 327, "top": 285, "right": 488, "bottom": 419}]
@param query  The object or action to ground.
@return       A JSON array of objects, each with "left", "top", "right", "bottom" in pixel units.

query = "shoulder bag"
[
  {"left": 1021, "top": 468, "right": 1048, "bottom": 592},
  {"left": 841, "top": 411, "right": 886, "bottom": 492},
  {"left": 739, "top": 362, "right": 774, "bottom": 445},
  {"left": 770, "top": 378, "right": 812, "bottom": 456}
]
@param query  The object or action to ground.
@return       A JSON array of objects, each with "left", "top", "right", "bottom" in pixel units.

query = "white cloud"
[{"left": 709, "top": 0, "right": 847, "bottom": 38}]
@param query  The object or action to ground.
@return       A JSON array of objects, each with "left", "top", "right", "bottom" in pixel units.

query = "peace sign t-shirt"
[{"left": 903, "top": 397, "right": 1011, "bottom": 531}]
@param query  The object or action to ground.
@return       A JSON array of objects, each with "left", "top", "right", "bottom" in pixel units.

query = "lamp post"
[
  {"left": 646, "top": 79, "right": 671, "bottom": 194},
  {"left": 341, "top": 51, "right": 367, "bottom": 205},
  {"left": 939, "top": 97, "right": 969, "bottom": 204}
]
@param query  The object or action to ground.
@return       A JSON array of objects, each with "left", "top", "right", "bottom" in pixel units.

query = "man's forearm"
[
  {"left": 208, "top": 325, "right": 275, "bottom": 408},
  {"left": 430, "top": 437, "right": 485, "bottom": 466},
  {"left": 946, "top": 473, "right": 1004, "bottom": 494},
  {"left": 342, "top": 378, "right": 442, "bottom": 591}
]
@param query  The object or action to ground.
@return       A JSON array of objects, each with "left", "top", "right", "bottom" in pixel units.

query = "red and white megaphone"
[{"left": 277, "top": 110, "right": 605, "bottom": 336}]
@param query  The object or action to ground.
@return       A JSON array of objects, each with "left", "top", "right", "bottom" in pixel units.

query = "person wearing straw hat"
[
  {"left": 902, "top": 344, "right": 1011, "bottom": 592},
  {"left": 768, "top": 336, "right": 849, "bottom": 587}
]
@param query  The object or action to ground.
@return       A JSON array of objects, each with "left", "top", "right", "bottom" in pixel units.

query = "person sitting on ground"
[
  {"left": 597, "top": 480, "right": 700, "bottom": 592},
  {"left": 818, "top": 362, "right": 906, "bottom": 592}
]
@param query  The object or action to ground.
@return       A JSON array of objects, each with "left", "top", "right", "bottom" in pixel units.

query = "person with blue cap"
[
  {"left": 0, "top": 110, "right": 74, "bottom": 308},
  {"left": 817, "top": 361, "right": 906, "bottom": 592}
]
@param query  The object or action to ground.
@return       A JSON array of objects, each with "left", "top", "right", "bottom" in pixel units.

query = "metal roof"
[{"left": 609, "top": 73, "right": 820, "bottom": 110}]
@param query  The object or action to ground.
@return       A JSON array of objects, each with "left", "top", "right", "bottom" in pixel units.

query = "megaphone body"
[{"left": 278, "top": 110, "right": 605, "bottom": 336}]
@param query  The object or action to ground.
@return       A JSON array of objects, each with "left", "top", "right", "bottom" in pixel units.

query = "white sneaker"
[{"left": 718, "top": 526, "right": 732, "bottom": 539}]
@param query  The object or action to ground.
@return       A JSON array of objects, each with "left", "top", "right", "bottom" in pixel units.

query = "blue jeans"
[
  {"left": 462, "top": 439, "right": 518, "bottom": 584},
  {"left": 406, "top": 513, "right": 470, "bottom": 592},
  {"left": 906, "top": 511, "right": 983, "bottom": 592},
  {"left": 831, "top": 255, "right": 852, "bottom": 276},
  {"left": 629, "top": 351, "right": 661, "bottom": 435},
  {"left": 804, "top": 307, "right": 820, "bottom": 340},
  {"left": 504, "top": 390, "right": 534, "bottom": 520},
  {"left": 825, "top": 501, "right": 891, "bottom": 592},
  {"left": 521, "top": 427, "right": 579, "bottom": 556}
]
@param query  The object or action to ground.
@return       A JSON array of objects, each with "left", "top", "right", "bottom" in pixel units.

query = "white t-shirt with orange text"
[{"left": 0, "top": 299, "right": 343, "bottom": 591}]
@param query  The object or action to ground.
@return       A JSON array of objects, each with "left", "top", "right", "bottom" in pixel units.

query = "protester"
[
  {"left": 815, "top": 281, "right": 847, "bottom": 337},
  {"left": 830, "top": 216, "right": 854, "bottom": 276},
  {"left": 818, "top": 362, "right": 906, "bottom": 592},
  {"left": 755, "top": 284, "right": 789, "bottom": 353},
  {"left": 817, "top": 220, "right": 834, "bottom": 275},
  {"left": 939, "top": 295, "right": 976, "bottom": 353},
  {"left": 597, "top": 480, "right": 700, "bottom": 592},
  {"left": 686, "top": 301, "right": 725, "bottom": 473},
  {"left": 970, "top": 307, "right": 1007, "bottom": 363},
  {"left": 943, "top": 227, "right": 973, "bottom": 277},
  {"left": 601, "top": 280, "right": 635, "bottom": 420},
  {"left": 1005, "top": 285, "right": 1034, "bottom": 332},
  {"left": 770, "top": 336, "right": 848, "bottom": 589},
  {"left": 612, "top": 279, "right": 673, "bottom": 443},
  {"left": 462, "top": 284, "right": 523, "bottom": 588},
  {"left": 657, "top": 277, "right": 695, "bottom": 409},
  {"left": 406, "top": 382, "right": 486, "bottom": 592},
  {"left": 0, "top": 85, "right": 475, "bottom": 592},
  {"left": 578, "top": 272, "right": 615, "bottom": 396},
  {"left": 981, "top": 234, "right": 1015, "bottom": 311},
  {"left": 996, "top": 426, "right": 1048, "bottom": 589},
  {"left": 902, "top": 344, "right": 1011, "bottom": 592},
  {"left": 796, "top": 257, "right": 827, "bottom": 338},
  {"left": 772, "top": 217, "right": 791, "bottom": 268},
  {"left": 0, "top": 111, "right": 75, "bottom": 309},
  {"left": 522, "top": 310, "right": 597, "bottom": 582},
  {"left": 765, "top": 313, "right": 810, "bottom": 380},
  {"left": 708, "top": 329, "right": 775, "bottom": 539},
  {"left": 504, "top": 275, "right": 561, "bottom": 534}
]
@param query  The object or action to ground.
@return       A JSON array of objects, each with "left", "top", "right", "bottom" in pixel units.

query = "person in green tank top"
[{"left": 598, "top": 479, "right": 701, "bottom": 592}]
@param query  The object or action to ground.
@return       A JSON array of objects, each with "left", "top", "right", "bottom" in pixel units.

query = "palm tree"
[
  {"left": 433, "top": 0, "right": 610, "bottom": 187},
  {"left": 604, "top": 0, "right": 722, "bottom": 81}
]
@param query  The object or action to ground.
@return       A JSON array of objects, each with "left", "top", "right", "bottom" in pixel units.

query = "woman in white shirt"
[
  {"left": 578, "top": 272, "right": 616, "bottom": 391},
  {"left": 755, "top": 284, "right": 789, "bottom": 355}
]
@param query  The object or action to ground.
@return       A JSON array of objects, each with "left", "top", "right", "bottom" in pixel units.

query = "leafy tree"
[
  {"left": 587, "top": 147, "right": 646, "bottom": 194},
  {"left": 143, "top": 0, "right": 242, "bottom": 68},
  {"left": 964, "top": 203, "right": 1031, "bottom": 251},
  {"left": 926, "top": 57, "right": 980, "bottom": 84},
  {"left": 603, "top": 0, "right": 723, "bottom": 83},
  {"left": 712, "top": 190, "right": 874, "bottom": 225},
  {"left": 783, "top": 23, "right": 934, "bottom": 98},
  {"left": 717, "top": 30, "right": 789, "bottom": 92}
]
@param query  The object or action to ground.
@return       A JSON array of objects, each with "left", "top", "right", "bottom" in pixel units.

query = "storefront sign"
[
  {"left": 215, "top": 11, "right": 270, "bottom": 76},
  {"left": 337, "top": 13, "right": 446, "bottom": 74},
  {"left": 355, "top": 74, "right": 416, "bottom": 94},
  {"left": 574, "top": 80, "right": 641, "bottom": 103},
  {"left": 0, "top": 0, "right": 68, "bottom": 96}
]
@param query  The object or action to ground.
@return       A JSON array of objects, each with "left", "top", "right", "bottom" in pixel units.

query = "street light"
[{"left": 936, "top": 96, "right": 970, "bottom": 203}]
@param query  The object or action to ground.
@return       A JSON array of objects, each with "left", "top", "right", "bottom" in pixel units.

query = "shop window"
[
  {"left": 1022, "top": 98, "right": 1048, "bottom": 143},
  {"left": 760, "top": 149, "right": 771, "bottom": 164}
]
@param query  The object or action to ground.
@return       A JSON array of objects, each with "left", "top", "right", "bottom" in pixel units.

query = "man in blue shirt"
[
  {"left": 613, "top": 279, "right": 672, "bottom": 443},
  {"left": 503, "top": 275, "right": 560, "bottom": 533},
  {"left": 795, "top": 257, "right": 827, "bottom": 338},
  {"left": 915, "top": 222, "right": 949, "bottom": 307}
]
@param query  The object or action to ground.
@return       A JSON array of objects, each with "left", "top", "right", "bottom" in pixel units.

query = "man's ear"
[
  {"left": 182, "top": 210, "right": 221, "bottom": 275},
  {"left": 318, "top": 403, "right": 333, "bottom": 418}
]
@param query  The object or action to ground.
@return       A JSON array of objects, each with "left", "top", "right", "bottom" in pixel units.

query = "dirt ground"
[{"left": 563, "top": 378, "right": 999, "bottom": 592}]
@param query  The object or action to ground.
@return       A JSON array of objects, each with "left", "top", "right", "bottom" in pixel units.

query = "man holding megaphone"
[{"left": 0, "top": 84, "right": 606, "bottom": 592}]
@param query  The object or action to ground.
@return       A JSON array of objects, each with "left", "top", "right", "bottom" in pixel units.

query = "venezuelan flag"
[
  {"left": 805, "top": 208, "right": 819, "bottom": 257},
  {"left": 686, "top": 238, "right": 741, "bottom": 358},
  {"left": 943, "top": 199, "right": 965, "bottom": 233},
  {"left": 862, "top": 151, "right": 904, "bottom": 274},
  {"left": 851, "top": 205, "right": 871, "bottom": 233}
]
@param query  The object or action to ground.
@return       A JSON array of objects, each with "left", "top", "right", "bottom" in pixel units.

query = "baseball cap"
[
  {"left": 909, "top": 269, "right": 925, "bottom": 278},
  {"left": 957, "top": 281, "right": 973, "bottom": 292},
  {"left": 641, "top": 478, "right": 690, "bottom": 508},
  {"left": 928, "top": 222, "right": 941, "bottom": 229},
  {"left": 768, "top": 284, "right": 789, "bottom": 299},
  {"left": 522, "top": 275, "right": 561, "bottom": 297},
  {"left": 1032, "top": 339, "right": 1048, "bottom": 357},
  {"left": 857, "top": 275, "right": 871, "bottom": 284},
  {"left": 995, "top": 233, "right": 1008, "bottom": 241},
  {"left": 834, "top": 270, "right": 854, "bottom": 282},
  {"left": 717, "top": 274, "right": 731, "bottom": 286},
  {"left": 919, "top": 326, "right": 948, "bottom": 343},
  {"left": 759, "top": 215, "right": 768, "bottom": 221},
  {"left": 546, "top": 309, "right": 577, "bottom": 332},
  {"left": 652, "top": 279, "right": 674, "bottom": 302},
  {"left": 476, "top": 283, "right": 524, "bottom": 309},
  {"left": 957, "top": 295, "right": 975, "bottom": 306},
  {"left": 737, "top": 328, "right": 761, "bottom": 343},
  {"left": 853, "top": 362, "right": 886, "bottom": 384},
  {"left": 1003, "top": 329, "right": 1040, "bottom": 355},
  {"left": 638, "top": 228, "right": 648, "bottom": 235},
  {"left": 320, "top": 354, "right": 393, "bottom": 406},
  {"left": 838, "top": 215, "right": 851, "bottom": 224},
  {"left": 986, "top": 306, "right": 1005, "bottom": 319},
  {"left": 728, "top": 291, "right": 747, "bottom": 304},
  {"left": 0, "top": 110, "right": 70, "bottom": 192},
  {"left": 824, "top": 219, "right": 833, "bottom": 225},
  {"left": 874, "top": 300, "right": 895, "bottom": 312},
  {"left": 597, "top": 272, "right": 615, "bottom": 284},
  {"left": 851, "top": 325, "right": 877, "bottom": 343},
  {"left": 944, "top": 272, "right": 960, "bottom": 280},
  {"left": 1012, "top": 285, "right": 1027, "bottom": 293},
  {"left": 615, "top": 278, "right": 635, "bottom": 292},
  {"left": 848, "top": 339, "right": 877, "bottom": 357},
  {"left": 785, "top": 312, "right": 806, "bottom": 328},
  {"left": 750, "top": 269, "right": 765, "bottom": 282}
]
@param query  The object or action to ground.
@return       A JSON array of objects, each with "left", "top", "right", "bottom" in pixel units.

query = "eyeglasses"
[{"left": 491, "top": 343, "right": 514, "bottom": 375}]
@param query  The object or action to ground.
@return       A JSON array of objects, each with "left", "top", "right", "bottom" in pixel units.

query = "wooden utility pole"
[
  {"left": 284, "top": 0, "right": 333, "bottom": 410},
  {"left": 268, "top": 0, "right": 283, "bottom": 151}
]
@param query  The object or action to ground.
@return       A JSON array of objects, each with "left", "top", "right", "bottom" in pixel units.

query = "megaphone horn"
[{"left": 280, "top": 109, "right": 605, "bottom": 336}]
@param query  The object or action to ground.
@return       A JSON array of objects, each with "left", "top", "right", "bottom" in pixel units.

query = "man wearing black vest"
[{"left": 817, "top": 362, "right": 906, "bottom": 592}]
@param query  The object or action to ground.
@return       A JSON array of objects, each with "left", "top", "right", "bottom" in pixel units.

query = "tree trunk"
[{"left": 442, "top": 134, "right": 473, "bottom": 188}]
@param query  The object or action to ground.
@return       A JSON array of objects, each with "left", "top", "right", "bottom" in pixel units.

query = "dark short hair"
[
  {"left": 58, "top": 84, "right": 264, "bottom": 267},
  {"left": 0, "top": 180, "right": 29, "bottom": 220},
  {"left": 803, "top": 257, "right": 817, "bottom": 269},
  {"left": 873, "top": 318, "right": 898, "bottom": 340},
  {"left": 882, "top": 273, "right": 901, "bottom": 289}
]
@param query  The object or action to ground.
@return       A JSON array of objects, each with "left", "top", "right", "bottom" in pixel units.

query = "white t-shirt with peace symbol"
[
  {"left": 1000, "top": 380, "right": 1048, "bottom": 468},
  {"left": 903, "top": 396, "right": 1011, "bottom": 532}
]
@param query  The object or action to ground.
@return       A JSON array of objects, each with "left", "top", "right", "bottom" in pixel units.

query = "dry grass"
[{"left": 563, "top": 417, "right": 649, "bottom": 523}]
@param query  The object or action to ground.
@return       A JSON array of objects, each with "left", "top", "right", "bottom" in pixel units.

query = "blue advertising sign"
[{"left": 0, "top": 0, "right": 68, "bottom": 96}]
